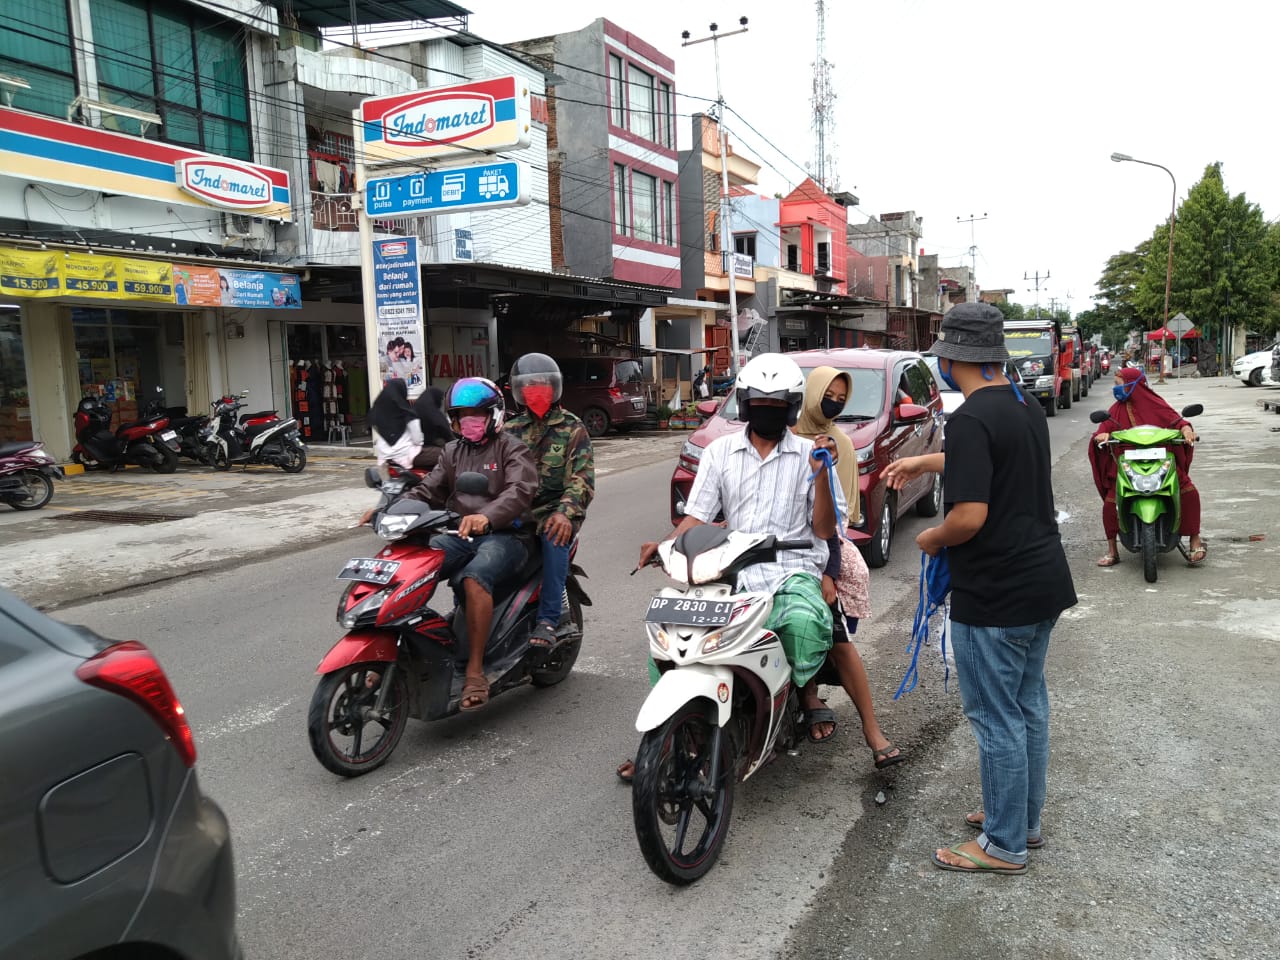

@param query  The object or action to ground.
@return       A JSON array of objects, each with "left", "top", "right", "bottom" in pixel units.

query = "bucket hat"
[{"left": 928, "top": 302, "right": 1009, "bottom": 363}]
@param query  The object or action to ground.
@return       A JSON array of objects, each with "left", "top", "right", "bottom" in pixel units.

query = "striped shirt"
[{"left": 684, "top": 429, "right": 847, "bottom": 594}]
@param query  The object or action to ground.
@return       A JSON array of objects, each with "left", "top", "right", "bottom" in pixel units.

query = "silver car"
[
  {"left": 0, "top": 588, "right": 239, "bottom": 960},
  {"left": 923, "top": 354, "right": 1024, "bottom": 420}
]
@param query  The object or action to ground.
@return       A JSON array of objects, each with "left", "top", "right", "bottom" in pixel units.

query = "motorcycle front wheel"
[
  {"left": 280, "top": 443, "right": 307, "bottom": 474},
  {"left": 1140, "top": 521, "right": 1158, "bottom": 583},
  {"left": 8, "top": 470, "right": 54, "bottom": 510},
  {"left": 632, "top": 699, "right": 735, "bottom": 885},
  {"left": 308, "top": 661, "right": 409, "bottom": 777}
]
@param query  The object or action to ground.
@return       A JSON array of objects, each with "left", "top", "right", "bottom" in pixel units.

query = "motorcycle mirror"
[
  {"left": 1180, "top": 403, "right": 1203, "bottom": 418},
  {"left": 240, "top": 390, "right": 249, "bottom": 397},
  {"left": 455, "top": 471, "right": 489, "bottom": 496},
  {"left": 1089, "top": 410, "right": 1110, "bottom": 424}
]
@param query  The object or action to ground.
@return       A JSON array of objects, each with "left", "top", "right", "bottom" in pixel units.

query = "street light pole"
[
  {"left": 684, "top": 18, "right": 748, "bottom": 375},
  {"left": 1111, "top": 152, "right": 1176, "bottom": 384}
]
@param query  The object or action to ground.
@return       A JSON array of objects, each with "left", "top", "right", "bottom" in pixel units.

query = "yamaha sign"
[
  {"left": 175, "top": 158, "right": 273, "bottom": 211},
  {"left": 360, "top": 75, "right": 530, "bottom": 163}
]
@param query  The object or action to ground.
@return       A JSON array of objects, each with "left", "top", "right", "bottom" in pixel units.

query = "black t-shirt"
[{"left": 942, "top": 384, "right": 1077, "bottom": 626}]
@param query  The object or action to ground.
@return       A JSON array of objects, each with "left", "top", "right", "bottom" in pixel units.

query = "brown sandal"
[
  {"left": 1096, "top": 554, "right": 1120, "bottom": 567},
  {"left": 460, "top": 675, "right": 490, "bottom": 712}
]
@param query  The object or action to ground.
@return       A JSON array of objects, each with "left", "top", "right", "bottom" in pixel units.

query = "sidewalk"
[{"left": 0, "top": 432, "right": 683, "bottom": 610}]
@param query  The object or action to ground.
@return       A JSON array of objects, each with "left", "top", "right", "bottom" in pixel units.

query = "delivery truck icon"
[{"left": 478, "top": 171, "right": 510, "bottom": 200}]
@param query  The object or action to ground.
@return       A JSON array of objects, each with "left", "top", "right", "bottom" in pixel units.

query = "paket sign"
[{"left": 359, "top": 75, "right": 530, "bottom": 164}]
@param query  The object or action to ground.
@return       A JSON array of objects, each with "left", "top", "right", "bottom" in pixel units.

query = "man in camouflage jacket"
[{"left": 505, "top": 354, "right": 595, "bottom": 646}]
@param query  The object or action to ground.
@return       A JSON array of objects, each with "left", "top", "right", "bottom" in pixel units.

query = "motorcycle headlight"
[
  {"left": 646, "top": 623, "right": 670, "bottom": 651},
  {"left": 375, "top": 513, "right": 415, "bottom": 540},
  {"left": 701, "top": 630, "right": 729, "bottom": 654},
  {"left": 339, "top": 588, "right": 390, "bottom": 628}
]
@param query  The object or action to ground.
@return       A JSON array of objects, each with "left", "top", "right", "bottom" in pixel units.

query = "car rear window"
[
  {"left": 718, "top": 366, "right": 886, "bottom": 421},
  {"left": 614, "top": 360, "right": 643, "bottom": 384}
]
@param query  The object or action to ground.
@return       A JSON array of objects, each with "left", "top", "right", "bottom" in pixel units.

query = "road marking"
[{"left": 200, "top": 698, "right": 296, "bottom": 741}]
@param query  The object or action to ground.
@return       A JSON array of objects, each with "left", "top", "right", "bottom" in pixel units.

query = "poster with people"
[{"left": 371, "top": 236, "right": 426, "bottom": 396}]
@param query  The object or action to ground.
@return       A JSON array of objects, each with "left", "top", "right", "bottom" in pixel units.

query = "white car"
[
  {"left": 1233, "top": 342, "right": 1279, "bottom": 386},
  {"left": 923, "top": 354, "right": 1023, "bottom": 419}
]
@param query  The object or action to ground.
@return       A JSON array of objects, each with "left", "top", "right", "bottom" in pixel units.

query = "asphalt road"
[{"left": 55, "top": 378, "right": 1280, "bottom": 960}]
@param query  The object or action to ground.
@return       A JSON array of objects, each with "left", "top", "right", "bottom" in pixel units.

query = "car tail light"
[
  {"left": 76, "top": 641, "right": 197, "bottom": 767},
  {"left": 608, "top": 387, "right": 622, "bottom": 399}
]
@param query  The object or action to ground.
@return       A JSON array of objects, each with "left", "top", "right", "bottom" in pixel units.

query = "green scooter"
[{"left": 1089, "top": 403, "right": 1202, "bottom": 583}]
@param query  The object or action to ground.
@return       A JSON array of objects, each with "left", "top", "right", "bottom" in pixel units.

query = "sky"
[{"left": 447, "top": 0, "right": 1277, "bottom": 316}]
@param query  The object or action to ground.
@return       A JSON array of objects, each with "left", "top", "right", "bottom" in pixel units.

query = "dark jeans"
[
  {"left": 428, "top": 531, "right": 529, "bottom": 597},
  {"left": 538, "top": 532, "right": 571, "bottom": 624}
]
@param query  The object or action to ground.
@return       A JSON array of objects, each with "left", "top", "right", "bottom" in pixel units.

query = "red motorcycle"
[
  {"left": 72, "top": 389, "right": 181, "bottom": 473},
  {"left": 307, "top": 470, "right": 590, "bottom": 777},
  {"left": 0, "top": 440, "right": 63, "bottom": 510}
]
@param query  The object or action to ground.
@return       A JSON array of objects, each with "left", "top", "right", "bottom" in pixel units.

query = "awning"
[
  {"left": 1147, "top": 326, "right": 1201, "bottom": 341},
  {"left": 288, "top": 0, "right": 471, "bottom": 28}
]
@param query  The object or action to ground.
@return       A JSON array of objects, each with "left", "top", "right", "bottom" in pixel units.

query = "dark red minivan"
[
  {"left": 669, "top": 348, "right": 946, "bottom": 568},
  {"left": 552, "top": 356, "right": 648, "bottom": 437}
]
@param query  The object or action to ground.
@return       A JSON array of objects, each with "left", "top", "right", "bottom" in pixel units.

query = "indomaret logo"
[
  {"left": 381, "top": 93, "right": 496, "bottom": 147},
  {"left": 175, "top": 159, "right": 272, "bottom": 209}
]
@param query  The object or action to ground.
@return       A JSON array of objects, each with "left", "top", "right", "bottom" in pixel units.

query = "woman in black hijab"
[
  {"left": 370, "top": 379, "right": 423, "bottom": 470},
  {"left": 412, "top": 386, "right": 452, "bottom": 471}
]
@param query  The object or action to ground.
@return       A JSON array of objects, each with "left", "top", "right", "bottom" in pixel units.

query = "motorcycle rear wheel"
[
  {"left": 152, "top": 443, "right": 179, "bottom": 474},
  {"left": 531, "top": 595, "right": 583, "bottom": 687},
  {"left": 632, "top": 699, "right": 735, "bottom": 885},
  {"left": 280, "top": 445, "right": 307, "bottom": 474},
  {"left": 1140, "top": 521, "right": 1158, "bottom": 583},
  {"left": 9, "top": 470, "right": 54, "bottom": 510},
  {"left": 308, "top": 661, "right": 409, "bottom": 777}
]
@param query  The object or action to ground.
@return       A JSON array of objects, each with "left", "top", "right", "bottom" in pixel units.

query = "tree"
[
  {"left": 992, "top": 300, "right": 1025, "bottom": 320},
  {"left": 1136, "top": 163, "right": 1274, "bottom": 341}
]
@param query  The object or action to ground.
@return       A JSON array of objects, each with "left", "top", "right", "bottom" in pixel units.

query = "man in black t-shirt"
[{"left": 885, "top": 302, "right": 1077, "bottom": 876}]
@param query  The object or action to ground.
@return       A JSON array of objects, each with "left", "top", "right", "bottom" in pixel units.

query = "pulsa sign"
[
  {"left": 360, "top": 75, "right": 530, "bottom": 163},
  {"left": 175, "top": 159, "right": 273, "bottom": 211}
]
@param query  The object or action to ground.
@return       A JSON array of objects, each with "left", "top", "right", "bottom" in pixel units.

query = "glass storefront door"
[
  {"left": 0, "top": 309, "right": 31, "bottom": 442},
  {"left": 284, "top": 321, "right": 370, "bottom": 441},
  {"left": 72, "top": 308, "right": 184, "bottom": 424}
]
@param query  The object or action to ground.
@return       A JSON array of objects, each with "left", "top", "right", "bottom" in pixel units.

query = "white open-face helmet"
[{"left": 734, "top": 353, "right": 805, "bottom": 425}]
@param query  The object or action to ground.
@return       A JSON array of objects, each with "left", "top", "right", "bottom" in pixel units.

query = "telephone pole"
[
  {"left": 683, "top": 17, "right": 749, "bottom": 374},
  {"left": 811, "top": 0, "right": 836, "bottom": 191},
  {"left": 1024, "top": 270, "right": 1050, "bottom": 318},
  {"left": 957, "top": 213, "right": 987, "bottom": 280}
]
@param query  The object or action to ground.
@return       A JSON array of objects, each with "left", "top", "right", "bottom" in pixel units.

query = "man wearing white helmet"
[{"left": 638, "top": 352, "right": 844, "bottom": 699}]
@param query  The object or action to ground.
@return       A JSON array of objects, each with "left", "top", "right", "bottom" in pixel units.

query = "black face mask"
[
  {"left": 820, "top": 397, "right": 844, "bottom": 420},
  {"left": 746, "top": 404, "right": 790, "bottom": 440}
]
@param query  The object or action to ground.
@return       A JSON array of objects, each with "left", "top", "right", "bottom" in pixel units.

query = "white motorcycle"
[{"left": 631, "top": 525, "right": 829, "bottom": 884}]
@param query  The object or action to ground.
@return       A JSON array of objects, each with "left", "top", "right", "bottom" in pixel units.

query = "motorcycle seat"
[
  {"left": 0, "top": 440, "right": 37, "bottom": 457},
  {"left": 239, "top": 410, "right": 277, "bottom": 424}
]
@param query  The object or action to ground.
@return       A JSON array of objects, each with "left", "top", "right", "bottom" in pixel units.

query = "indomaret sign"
[{"left": 359, "top": 75, "right": 531, "bottom": 164}]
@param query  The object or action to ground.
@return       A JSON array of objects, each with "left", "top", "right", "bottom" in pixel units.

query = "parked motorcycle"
[
  {"left": 307, "top": 469, "right": 589, "bottom": 777},
  {"left": 1090, "top": 402, "right": 1203, "bottom": 583},
  {"left": 203, "top": 392, "right": 307, "bottom": 473},
  {"left": 631, "top": 526, "right": 830, "bottom": 884},
  {"left": 0, "top": 440, "right": 63, "bottom": 510},
  {"left": 71, "top": 389, "right": 181, "bottom": 473},
  {"left": 139, "top": 391, "right": 214, "bottom": 466}
]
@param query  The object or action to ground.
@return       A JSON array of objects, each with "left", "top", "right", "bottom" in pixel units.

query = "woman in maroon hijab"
[{"left": 1088, "top": 367, "right": 1205, "bottom": 566}]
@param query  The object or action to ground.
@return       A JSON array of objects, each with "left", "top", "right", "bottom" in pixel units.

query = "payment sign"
[{"left": 366, "top": 161, "right": 530, "bottom": 218}]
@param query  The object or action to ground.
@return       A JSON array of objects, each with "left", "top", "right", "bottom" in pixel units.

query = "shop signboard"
[
  {"left": 359, "top": 76, "right": 531, "bottom": 165},
  {"left": 218, "top": 270, "right": 301, "bottom": 309},
  {"left": 371, "top": 237, "right": 426, "bottom": 394},
  {"left": 63, "top": 251, "right": 120, "bottom": 297},
  {"left": 0, "top": 247, "right": 62, "bottom": 297},
  {"left": 118, "top": 259, "right": 175, "bottom": 301},
  {"left": 366, "top": 161, "right": 530, "bottom": 217},
  {"left": 0, "top": 107, "right": 291, "bottom": 220},
  {"left": 174, "top": 265, "right": 223, "bottom": 306}
]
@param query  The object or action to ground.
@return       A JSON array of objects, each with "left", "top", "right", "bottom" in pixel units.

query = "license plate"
[
  {"left": 631, "top": 398, "right": 645, "bottom": 409},
  {"left": 161, "top": 430, "right": 178, "bottom": 441},
  {"left": 1123, "top": 447, "right": 1166, "bottom": 461},
  {"left": 644, "top": 596, "right": 734, "bottom": 626},
  {"left": 337, "top": 557, "right": 401, "bottom": 585}
]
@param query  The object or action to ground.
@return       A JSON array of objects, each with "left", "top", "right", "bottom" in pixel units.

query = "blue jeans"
[
  {"left": 538, "top": 532, "right": 571, "bottom": 625},
  {"left": 428, "top": 531, "right": 529, "bottom": 597},
  {"left": 951, "top": 617, "right": 1056, "bottom": 865}
]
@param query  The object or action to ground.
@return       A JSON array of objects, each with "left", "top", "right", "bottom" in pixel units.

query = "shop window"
[
  {"left": 614, "top": 164, "right": 629, "bottom": 236},
  {"left": 627, "top": 64, "right": 655, "bottom": 141},
  {"left": 90, "top": 0, "right": 252, "bottom": 159},
  {"left": 0, "top": 0, "right": 76, "bottom": 120},
  {"left": 633, "top": 171, "right": 657, "bottom": 243},
  {"left": 72, "top": 309, "right": 173, "bottom": 425},
  {"left": 608, "top": 54, "right": 624, "bottom": 127},
  {"left": 0, "top": 313, "right": 32, "bottom": 443},
  {"left": 734, "top": 234, "right": 757, "bottom": 259}
]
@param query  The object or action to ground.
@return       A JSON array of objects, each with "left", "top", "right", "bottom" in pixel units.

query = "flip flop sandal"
[
  {"left": 1097, "top": 554, "right": 1120, "bottom": 567},
  {"left": 965, "top": 813, "right": 1045, "bottom": 849},
  {"left": 460, "top": 676, "right": 490, "bottom": 712},
  {"left": 932, "top": 843, "right": 1028, "bottom": 875},
  {"left": 1186, "top": 547, "right": 1207, "bottom": 566},
  {"left": 616, "top": 760, "right": 635, "bottom": 785},
  {"left": 873, "top": 742, "right": 906, "bottom": 769},
  {"left": 803, "top": 706, "right": 838, "bottom": 744}
]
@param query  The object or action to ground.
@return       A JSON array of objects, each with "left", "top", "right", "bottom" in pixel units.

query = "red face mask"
[{"left": 522, "top": 384, "right": 555, "bottom": 418}]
